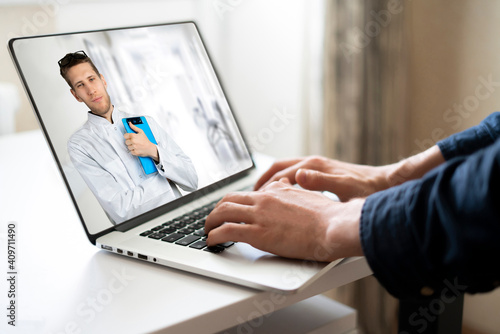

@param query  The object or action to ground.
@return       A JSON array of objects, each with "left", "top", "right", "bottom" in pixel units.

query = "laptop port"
[
  {"left": 116, "top": 249, "right": 123, "bottom": 254},
  {"left": 138, "top": 254, "right": 147, "bottom": 260},
  {"left": 101, "top": 244, "right": 112, "bottom": 251},
  {"left": 127, "top": 251, "right": 133, "bottom": 256}
]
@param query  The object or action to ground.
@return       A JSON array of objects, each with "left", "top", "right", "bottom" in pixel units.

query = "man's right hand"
[{"left": 206, "top": 177, "right": 365, "bottom": 262}]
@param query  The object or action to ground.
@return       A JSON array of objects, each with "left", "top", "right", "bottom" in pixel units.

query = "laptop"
[{"left": 8, "top": 21, "right": 341, "bottom": 293}]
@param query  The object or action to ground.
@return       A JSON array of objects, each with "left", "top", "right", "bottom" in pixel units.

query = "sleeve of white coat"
[
  {"left": 68, "top": 140, "right": 172, "bottom": 224},
  {"left": 149, "top": 117, "right": 199, "bottom": 192}
]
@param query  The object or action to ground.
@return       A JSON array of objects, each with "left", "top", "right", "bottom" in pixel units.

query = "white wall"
[{"left": 1, "top": 0, "right": 324, "bottom": 159}]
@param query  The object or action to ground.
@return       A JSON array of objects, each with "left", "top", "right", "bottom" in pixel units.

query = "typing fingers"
[
  {"left": 213, "top": 191, "right": 255, "bottom": 209},
  {"left": 254, "top": 158, "right": 302, "bottom": 190},
  {"left": 205, "top": 222, "right": 257, "bottom": 247},
  {"left": 205, "top": 191, "right": 266, "bottom": 245}
]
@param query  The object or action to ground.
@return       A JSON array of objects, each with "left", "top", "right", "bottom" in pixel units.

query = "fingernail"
[{"left": 297, "top": 169, "right": 306, "bottom": 183}]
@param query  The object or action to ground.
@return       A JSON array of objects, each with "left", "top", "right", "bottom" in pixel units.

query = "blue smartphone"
[{"left": 122, "top": 116, "right": 158, "bottom": 175}]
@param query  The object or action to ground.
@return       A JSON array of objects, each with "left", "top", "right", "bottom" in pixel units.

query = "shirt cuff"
[
  {"left": 437, "top": 112, "right": 500, "bottom": 160},
  {"left": 360, "top": 182, "right": 438, "bottom": 300}
]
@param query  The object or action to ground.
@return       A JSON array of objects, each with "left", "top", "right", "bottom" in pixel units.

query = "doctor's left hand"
[{"left": 124, "top": 122, "right": 159, "bottom": 162}]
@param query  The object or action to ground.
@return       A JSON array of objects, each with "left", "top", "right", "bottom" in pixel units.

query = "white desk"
[{"left": 0, "top": 130, "right": 371, "bottom": 334}]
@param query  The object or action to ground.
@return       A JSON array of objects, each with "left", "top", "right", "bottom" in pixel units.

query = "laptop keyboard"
[{"left": 139, "top": 200, "right": 234, "bottom": 253}]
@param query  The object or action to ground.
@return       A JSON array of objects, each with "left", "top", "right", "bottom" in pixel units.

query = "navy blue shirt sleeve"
[
  {"left": 361, "top": 130, "right": 500, "bottom": 300},
  {"left": 437, "top": 112, "right": 500, "bottom": 160}
]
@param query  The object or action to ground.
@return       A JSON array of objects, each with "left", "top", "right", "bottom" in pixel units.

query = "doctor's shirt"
[{"left": 67, "top": 107, "right": 198, "bottom": 224}]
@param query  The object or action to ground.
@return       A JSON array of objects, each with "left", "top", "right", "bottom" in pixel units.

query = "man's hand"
[
  {"left": 205, "top": 178, "right": 364, "bottom": 262},
  {"left": 254, "top": 156, "right": 393, "bottom": 201},
  {"left": 255, "top": 147, "right": 445, "bottom": 202},
  {"left": 124, "top": 122, "right": 159, "bottom": 162}
]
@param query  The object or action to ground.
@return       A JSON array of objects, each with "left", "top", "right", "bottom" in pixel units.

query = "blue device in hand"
[{"left": 122, "top": 116, "right": 158, "bottom": 175}]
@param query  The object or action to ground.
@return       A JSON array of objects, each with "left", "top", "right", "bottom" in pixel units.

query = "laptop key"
[
  {"left": 178, "top": 227, "right": 195, "bottom": 234},
  {"left": 191, "top": 221, "right": 205, "bottom": 229},
  {"left": 189, "top": 240, "right": 207, "bottom": 249},
  {"left": 159, "top": 227, "right": 176, "bottom": 234},
  {"left": 140, "top": 230, "right": 153, "bottom": 237},
  {"left": 181, "top": 217, "right": 196, "bottom": 224},
  {"left": 204, "top": 245, "right": 224, "bottom": 253},
  {"left": 161, "top": 233, "right": 184, "bottom": 243},
  {"left": 171, "top": 221, "right": 189, "bottom": 229},
  {"left": 218, "top": 241, "right": 235, "bottom": 248},
  {"left": 162, "top": 220, "right": 175, "bottom": 226},
  {"left": 148, "top": 232, "right": 166, "bottom": 240},
  {"left": 193, "top": 228, "right": 206, "bottom": 236},
  {"left": 175, "top": 235, "right": 200, "bottom": 246}
]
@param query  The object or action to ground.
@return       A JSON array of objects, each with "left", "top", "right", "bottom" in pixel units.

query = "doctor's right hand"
[{"left": 124, "top": 122, "right": 159, "bottom": 162}]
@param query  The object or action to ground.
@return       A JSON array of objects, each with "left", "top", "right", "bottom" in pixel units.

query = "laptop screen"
[{"left": 9, "top": 22, "right": 253, "bottom": 238}]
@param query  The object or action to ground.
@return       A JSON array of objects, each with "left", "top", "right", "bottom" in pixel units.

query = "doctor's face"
[{"left": 66, "top": 62, "right": 113, "bottom": 120}]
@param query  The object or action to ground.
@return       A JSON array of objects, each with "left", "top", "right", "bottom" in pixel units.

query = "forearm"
[
  {"left": 361, "top": 139, "right": 500, "bottom": 299},
  {"left": 156, "top": 144, "right": 198, "bottom": 191},
  {"left": 383, "top": 112, "right": 500, "bottom": 189},
  {"left": 384, "top": 145, "right": 445, "bottom": 188},
  {"left": 92, "top": 174, "right": 173, "bottom": 223},
  {"left": 150, "top": 144, "right": 159, "bottom": 163},
  {"left": 70, "top": 154, "right": 171, "bottom": 224}
]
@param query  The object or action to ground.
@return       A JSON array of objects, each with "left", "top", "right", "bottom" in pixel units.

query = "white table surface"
[{"left": 0, "top": 130, "right": 372, "bottom": 334}]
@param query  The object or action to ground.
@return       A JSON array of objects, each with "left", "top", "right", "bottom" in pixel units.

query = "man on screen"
[{"left": 59, "top": 50, "right": 198, "bottom": 224}]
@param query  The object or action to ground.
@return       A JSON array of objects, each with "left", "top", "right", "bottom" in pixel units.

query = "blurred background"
[{"left": 1, "top": 0, "right": 499, "bottom": 333}]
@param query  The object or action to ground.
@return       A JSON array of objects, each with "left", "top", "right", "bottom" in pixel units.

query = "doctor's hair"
[{"left": 58, "top": 50, "right": 101, "bottom": 89}]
